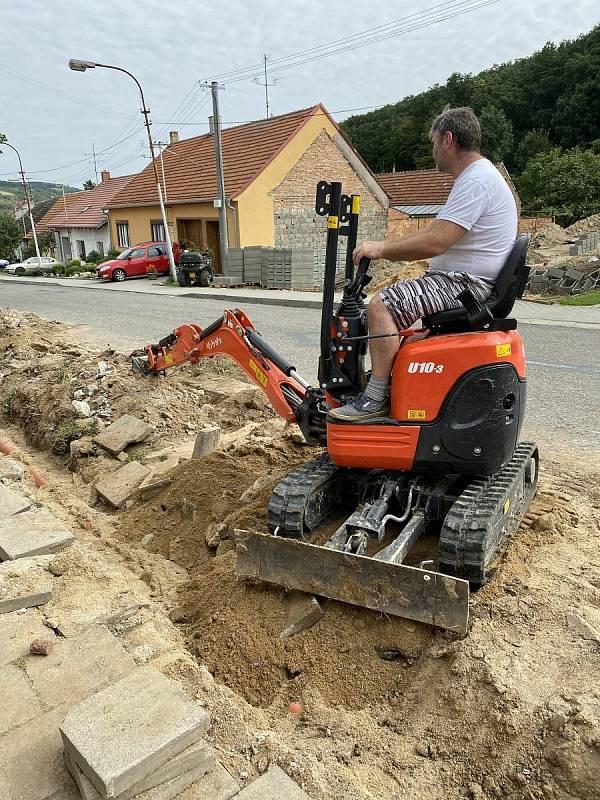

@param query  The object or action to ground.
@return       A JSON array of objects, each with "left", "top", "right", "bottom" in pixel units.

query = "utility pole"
[
  {"left": 210, "top": 81, "right": 228, "bottom": 273},
  {"left": 152, "top": 141, "right": 168, "bottom": 203},
  {"left": 0, "top": 141, "right": 42, "bottom": 271},
  {"left": 255, "top": 54, "right": 276, "bottom": 118}
]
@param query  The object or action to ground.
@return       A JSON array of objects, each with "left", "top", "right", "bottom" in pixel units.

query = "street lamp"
[
  {"left": 68, "top": 59, "right": 178, "bottom": 281},
  {"left": 0, "top": 141, "right": 42, "bottom": 272}
]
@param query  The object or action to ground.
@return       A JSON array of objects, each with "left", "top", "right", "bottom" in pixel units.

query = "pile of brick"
[{"left": 225, "top": 247, "right": 330, "bottom": 288}]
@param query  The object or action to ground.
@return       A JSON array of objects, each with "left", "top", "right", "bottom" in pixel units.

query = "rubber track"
[
  {"left": 438, "top": 441, "right": 539, "bottom": 586},
  {"left": 267, "top": 453, "right": 342, "bottom": 538}
]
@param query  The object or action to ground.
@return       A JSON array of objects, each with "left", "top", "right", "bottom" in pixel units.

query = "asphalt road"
[{"left": 1, "top": 282, "right": 599, "bottom": 453}]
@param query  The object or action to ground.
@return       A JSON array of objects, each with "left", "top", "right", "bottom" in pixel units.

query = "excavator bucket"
[{"left": 235, "top": 531, "right": 470, "bottom": 635}]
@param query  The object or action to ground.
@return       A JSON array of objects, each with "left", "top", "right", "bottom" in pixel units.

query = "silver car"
[{"left": 4, "top": 257, "right": 58, "bottom": 275}]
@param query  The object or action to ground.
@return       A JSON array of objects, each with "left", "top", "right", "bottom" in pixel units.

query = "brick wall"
[
  {"left": 271, "top": 130, "right": 388, "bottom": 270},
  {"left": 518, "top": 216, "right": 553, "bottom": 234}
]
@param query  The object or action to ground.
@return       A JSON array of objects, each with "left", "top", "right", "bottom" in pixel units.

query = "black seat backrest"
[{"left": 422, "top": 233, "right": 531, "bottom": 333}]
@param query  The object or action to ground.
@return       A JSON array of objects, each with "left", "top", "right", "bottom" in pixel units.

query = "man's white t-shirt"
[{"left": 428, "top": 158, "right": 517, "bottom": 283}]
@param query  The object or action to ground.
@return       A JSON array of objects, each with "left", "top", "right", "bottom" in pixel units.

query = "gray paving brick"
[
  {"left": 234, "top": 766, "right": 310, "bottom": 799},
  {"left": 0, "top": 707, "right": 74, "bottom": 800},
  {"left": 0, "top": 486, "right": 30, "bottom": 518},
  {"left": 0, "top": 510, "right": 74, "bottom": 561},
  {"left": 0, "top": 608, "right": 54, "bottom": 668},
  {"left": 173, "top": 763, "right": 239, "bottom": 800},
  {"left": 0, "top": 664, "right": 43, "bottom": 735},
  {"left": 95, "top": 461, "right": 151, "bottom": 509},
  {"left": 60, "top": 666, "right": 210, "bottom": 798},
  {"left": 93, "top": 415, "right": 153, "bottom": 456},
  {"left": 0, "top": 557, "right": 53, "bottom": 615},
  {"left": 25, "top": 625, "right": 136, "bottom": 710}
]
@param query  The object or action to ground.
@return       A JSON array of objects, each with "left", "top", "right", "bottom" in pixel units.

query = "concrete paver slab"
[
  {"left": 0, "top": 557, "right": 53, "bottom": 615},
  {"left": 0, "top": 458, "right": 25, "bottom": 482},
  {"left": 60, "top": 666, "right": 210, "bottom": 798},
  {"left": 234, "top": 766, "right": 311, "bottom": 799},
  {"left": 0, "top": 706, "right": 74, "bottom": 800},
  {"left": 175, "top": 763, "right": 239, "bottom": 800},
  {"left": 93, "top": 415, "right": 153, "bottom": 455},
  {"left": 0, "top": 486, "right": 30, "bottom": 518},
  {"left": 95, "top": 461, "right": 151, "bottom": 509},
  {"left": 0, "top": 608, "right": 54, "bottom": 667},
  {"left": 0, "top": 663, "right": 43, "bottom": 734},
  {"left": 280, "top": 590, "right": 324, "bottom": 638},
  {"left": 0, "top": 510, "right": 74, "bottom": 561},
  {"left": 24, "top": 624, "right": 136, "bottom": 710},
  {"left": 192, "top": 427, "right": 221, "bottom": 459}
]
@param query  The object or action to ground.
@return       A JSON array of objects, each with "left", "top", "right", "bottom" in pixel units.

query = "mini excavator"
[{"left": 133, "top": 180, "right": 539, "bottom": 635}]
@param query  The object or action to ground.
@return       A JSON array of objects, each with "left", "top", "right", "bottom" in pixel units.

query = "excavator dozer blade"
[{"left": 235, "top": 531, "right": 469, "bottom": 635}]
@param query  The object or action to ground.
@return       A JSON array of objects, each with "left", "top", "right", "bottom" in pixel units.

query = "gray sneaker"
[{"left": 328, "top": 391, "right": 390, "bottom": 422}]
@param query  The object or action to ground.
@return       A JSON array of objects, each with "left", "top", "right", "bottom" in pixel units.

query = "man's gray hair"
[{"left": 429, "top": 107, "right": 481, "bottom": 152}]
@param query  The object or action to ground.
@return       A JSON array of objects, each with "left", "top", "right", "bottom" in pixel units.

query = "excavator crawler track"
[
  {"left": 439, "top": 441, "right": 539, "bottom": 586},
  {"left": 267, "top": 453, "right": 343, "bottom": 539}
]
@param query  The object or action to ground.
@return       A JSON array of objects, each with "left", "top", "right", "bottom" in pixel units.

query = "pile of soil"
[
  {"left": 367, "top": 259, "right": 428, "bottom": 295},
  {"left": 531, "top": 223, "right": 571, "bottom": 248},
  {"left": 566, "top": 213, "right": 600, "bottom": 236}
]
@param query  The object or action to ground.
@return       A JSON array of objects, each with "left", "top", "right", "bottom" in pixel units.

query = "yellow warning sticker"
[
  {"left": 249, "top": 358, "right": 268, "bottom": 388},
  {"left": 351, "top": 196, "right": 361, "bottom": 214},
  {"left": 496, "top": 343, "right": 512, "bottom": 358},
  {"left": 408, "top": 409, "right": 426, "bottom": 420},
  {"left": 327, "top": 215, "right": 339, "bottom": 229},
  {"left": 503, "top": 499, "right": 510, "bottom": 514},
  {"left": 164, "top": 354, "right": 173, "bottom": 365}
]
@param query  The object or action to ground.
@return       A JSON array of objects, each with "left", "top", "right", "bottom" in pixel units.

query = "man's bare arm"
[{"left": 353, "top": 219, "right": 467, "bottom": 265}]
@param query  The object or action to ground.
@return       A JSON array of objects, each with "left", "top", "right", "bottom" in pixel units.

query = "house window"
[
  {"left": 151, "top": 221, "right": 165, "bottom": 242},
  {"left": 116, "top": 221, "right": 130, "bottom": 248},
  {"left": 97, "top": 242, "right": 104, "bottom": 256},
  {"left": 77, "top": 240, "right": 86, "bottom": 259}
]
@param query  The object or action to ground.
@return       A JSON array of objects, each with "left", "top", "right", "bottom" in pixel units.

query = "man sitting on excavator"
[{"left": 329, "top": 106, "right": 518, "bottom": 422}]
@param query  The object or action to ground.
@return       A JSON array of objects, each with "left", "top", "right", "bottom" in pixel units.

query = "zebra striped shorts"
[{"left": 378, "top": 271, "right": 494, "bottom": 330}]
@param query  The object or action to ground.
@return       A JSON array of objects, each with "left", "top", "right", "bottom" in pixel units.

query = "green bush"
[
  {"left": 51, "top": 263, "right": 66, "bottom": 275},
  {"left": 106, "top": 248, "right": 120, "bottom": 259},
  {"left": 68, "top": 259, "right": 82, "bottom": 268},
  {"left": 66, "top": 265, "right": 82, "bottom": 276},
  {"left": 85, "top": 250, "right": 105, "bottom": 263}
]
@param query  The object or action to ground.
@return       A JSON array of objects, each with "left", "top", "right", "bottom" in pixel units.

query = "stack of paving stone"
[
  {"left": 242, "top": 247, "right": 263, "bottom": 285},
  {"left": 568, "top": 231, "right": 599, "bottom": 256},
  {"left": 60, "top": 666, "right": 239, "bottom": 800},
  {"left": 526, "top": 264, "right": 600, "bottom": 296},
  {"left": 225, "top": 249, "right": 244, "bottom": 283},
  {"left": 261, "top": 248, "right": 315, "bottom": 289}
]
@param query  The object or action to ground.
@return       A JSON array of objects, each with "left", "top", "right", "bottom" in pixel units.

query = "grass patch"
[
  {"left": 54, "top": 417, "right": 98, "bottom": 453},
  {"left": 123, "top": 442, "right": 155, "bottom": 463},
  {"left": 560, "top": 291, "right": 600, "bottom": 306}
]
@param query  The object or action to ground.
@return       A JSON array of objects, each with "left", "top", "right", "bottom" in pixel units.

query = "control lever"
[{"left": 346, "top": 257, "right": 371, "bottom": 296}]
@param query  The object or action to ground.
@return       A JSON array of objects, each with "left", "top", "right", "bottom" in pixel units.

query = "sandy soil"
[{"left": 1, "top": 308, "right": 599, "bottom": 800}]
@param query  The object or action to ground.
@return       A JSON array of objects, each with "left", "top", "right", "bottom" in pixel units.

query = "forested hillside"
[
  {"left": 0, "top": 180, "right": 79, "bottom": 213},
  {"left": 341, "top": 25, "right": 600, "bottom": 222}
]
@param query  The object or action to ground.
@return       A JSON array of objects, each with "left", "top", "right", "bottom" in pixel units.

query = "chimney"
[
  {"left": 169, "top": 130, "right": 179, "bottom": 145},
  {"left": 101, "top": 170, "right": 111, "bottom": 182},
  {"left": 209, "top": 116, "right": 215, "bottom": 135}
]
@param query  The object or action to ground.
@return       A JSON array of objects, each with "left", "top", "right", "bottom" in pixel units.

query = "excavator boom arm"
[{"left": 141, "top": 309, "right": 307, "bottom": 423}]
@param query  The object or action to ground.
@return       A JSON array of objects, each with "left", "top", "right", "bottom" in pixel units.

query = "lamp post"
[
  {"left": 68, "top": 59, "right": 177, "bottom": 282},
  {"left": 0, "top": 141, "right": 42, "bottom": 271}
]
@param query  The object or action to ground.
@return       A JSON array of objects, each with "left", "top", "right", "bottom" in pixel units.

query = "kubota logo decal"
[
  {"left": 407, "top": 361, "right": 444, "bottom": 374},
  {"left": 205, "top": 336, "right": 222, "bottom": 350},
  {"left": 249, "top": 358, "right": 268, "bottom": 387}
]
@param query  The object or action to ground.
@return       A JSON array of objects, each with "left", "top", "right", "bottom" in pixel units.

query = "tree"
[
  {"left": 514, "top": 129, "right": 553, "bottom": 174},
  {"left": 83, "top": 179, "right": 96, "bottom": 190},
  {"left": 0, "top": 211, "right": 21, "bottom": 259},
  {"left": 479, "top": 105, "right": 514, "bottom": 163},
  {"left": 516, "top": 147, "right": 600, "bottom": 225}
]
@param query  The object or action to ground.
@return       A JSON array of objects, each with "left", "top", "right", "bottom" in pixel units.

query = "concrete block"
[
  {"left": 280, "top": 590, "right": 324, "bottom": 638},
  {"left": 233, "top": 766, "right": 310, "bottom": 800},
  {"left": 140, "top": 478, "right": 172, "bottom": 501},
  {"left": 0, "top": 556, "right": 53, "bottom": 614},
  {"left": 60, "top": 666, "right": 210, "bottom": 798},
  {"left": 212, "top": 276, "right": 233, "bottom": 287},
  {"left": 192, "top": 426, "right": 221, "bottom": 459},
  {"left": 0, "top": 608, "right": 55, "bottom": 668},
  {"left": 176, "top": 763, "right": 239, "bottom": 800},
  {"left": 25, "top": 625, "right": 136, "bottom": 710},
  {"left": 0, "top": 509, "right": 74, "bottom": 561},
  {"left": 0, "top": 663, "right": 43, "bottom": 734},
  {"left": 64, "top": 740, "right": 215, "bottom": 800},
  {"left": 0, "top": 707, "right": 75, "bottom": 800},
  {"left": 93, "top": 414, "right": 154, "bottom": 455},
  {"left": 95, "top": 461, "right": 151, "bottom": 509},
  {"left": 0, "top": 458, "right": 25, "bottom": 482},
  {"left": 0, "top": 485, "right": 31, "bottom": 518}
]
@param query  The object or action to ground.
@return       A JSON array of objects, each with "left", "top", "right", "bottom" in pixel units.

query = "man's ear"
[{"left": 444, "top": 131, "right": 454, "bottom": 149}]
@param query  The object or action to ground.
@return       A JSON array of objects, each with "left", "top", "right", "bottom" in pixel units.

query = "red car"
[{"left": 97, "top": 241, "right": 179, "bottom": 281}]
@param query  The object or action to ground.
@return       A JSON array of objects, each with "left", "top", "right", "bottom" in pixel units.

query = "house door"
[{"left": 61, "top": 237, "right": 72, "bottom": 262}]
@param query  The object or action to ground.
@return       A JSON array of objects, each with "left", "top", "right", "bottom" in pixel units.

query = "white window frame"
[
  {"left": 116, "top": 221, "right": 130, "bottom": 248},
  {"left": 151, "top": 220, "right": 165, "bottom": 242}
]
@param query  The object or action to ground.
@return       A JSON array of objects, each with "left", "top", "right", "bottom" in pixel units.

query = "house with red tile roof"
[
  {"left": 106, "top": 104, "right": 389, "bottom": 272},
  {"left": 38, "top": 171, "right": 134, "bottom": 262}
]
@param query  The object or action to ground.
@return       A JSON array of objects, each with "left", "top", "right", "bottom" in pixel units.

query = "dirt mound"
[
  {"left": 367, "top": 259, "right": 428, "bottom": 294},
  {"left": 531, "top": 223, "right": 570, "bottom": 248},
  {"left": 566, "top": 213, "right": 600, "bottom": 236}
]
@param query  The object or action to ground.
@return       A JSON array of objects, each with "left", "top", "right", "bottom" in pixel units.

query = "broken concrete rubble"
[
  {"left": 93, "top": 414, "right": 153, "bottom": 456},
  {"left": 0, "top": 556, "right": 53, "bottom": 615},
  {"left": 95, "top": 461, "right": 151, "bottom": 509},
  {"left": 60, "top": 666, "right": 210, "bottom": 798},
  {"left": 192, "top": 426, "right": 221, "bottom": 458},
  {"left": 0, "top": 484, "right": 31, "bottom": 518},
  {"left": 0, "top": 509, "right": 74, "bottom": 560},
  {"left": 280, "top": 590, "right": 324, "bottom": 638},
  {"left": 234, "top": 766, "right": 311, "bottom": 800},
  {"left": 0, "top": 457, "right": 25, "bottom": 482}
]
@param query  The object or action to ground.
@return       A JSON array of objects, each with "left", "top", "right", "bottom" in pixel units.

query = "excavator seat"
[{"left": 423, "top": 234, "right": 531, "bottom": 335}]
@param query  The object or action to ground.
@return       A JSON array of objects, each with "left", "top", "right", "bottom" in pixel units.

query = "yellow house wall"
[{"left": 235, "top": 113, "right": 340, "bottom": 248}]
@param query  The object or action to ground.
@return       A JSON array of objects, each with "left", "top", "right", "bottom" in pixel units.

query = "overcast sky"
[{"left": 1, "top": 0, "right": 597, "bottom": 188}]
